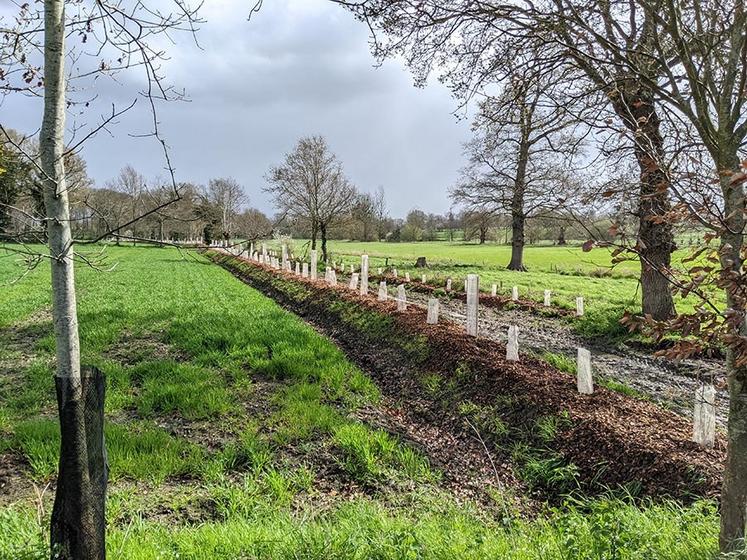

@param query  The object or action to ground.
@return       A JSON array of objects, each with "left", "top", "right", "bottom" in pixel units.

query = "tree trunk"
[
  {"left": 507, "top": 104, "right": 530, "bottom": 272},
  {"left": 42, "top": 0, "right": 80, "bottom": 414},
  {"left": 320, "top": 223, "right": 328, "bottom": 262},
  {"left": 557, "top": 226, "right": 566, "bottom": 245},
  {"left": 507, "top": 209, "right": 526, "bottom": 270},
  {"left": 611, "top": 83, "right": 675, "bottom": 320},
  {"left": 311, "top": 221, "right": 318, "bottom": 250},
  {"left": 41, "top": 2, "right": 105, "bottom": 558},
  {"left": 718, "top": 151, "right": 747, "bottom": 554},
  {"left": 479, "top": 227, "right": 487, "bottom": 244}
]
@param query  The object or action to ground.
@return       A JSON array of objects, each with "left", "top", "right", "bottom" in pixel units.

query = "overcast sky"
[{"left": 1, "top": 0, "right": 474, "bottom": 217}]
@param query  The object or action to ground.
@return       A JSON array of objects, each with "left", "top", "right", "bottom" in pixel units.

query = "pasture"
[
  {"left": 267, "top": 239, "right": 715, "bottom": 339},
  {"left": 0, "top": 245, "right": 718, "bottom": 559}
]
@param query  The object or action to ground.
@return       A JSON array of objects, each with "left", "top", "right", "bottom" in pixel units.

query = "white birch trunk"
[{"left": 42, "top": 0, "right": 81, "bottom": 383}]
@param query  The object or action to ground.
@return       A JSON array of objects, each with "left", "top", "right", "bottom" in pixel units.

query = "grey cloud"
[{"left": 1, "top": 0, "right": 472, "bottom": 216}]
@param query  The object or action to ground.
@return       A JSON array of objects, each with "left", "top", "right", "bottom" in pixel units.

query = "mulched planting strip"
[{"left": 210, "top": 251, "right": 724, "bottom": 502}]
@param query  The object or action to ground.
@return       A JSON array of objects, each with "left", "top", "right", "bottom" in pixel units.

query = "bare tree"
[
  {"left": 462, "top": 208, "right": 495, "bottom": 244},
  {"left": 351, "top": 191, "right": 377, "bottom": 241},
  {"left": 235, "top": 207, "right": 272, "bottom": 241},
  {"left": 451, "top": 67, "right": 583, "bottom": 269},
  {"left": 372, "top": 186, "right": 388, "bottom": 241},
  {"left": 265, "top": 135, "right": 358, "bottom": 261},
  {"left": 108, "top": 165, "right": 146, "bottom": 243},
  {"left": 205, "top": 177, "right": 247, "bottom": 244}
]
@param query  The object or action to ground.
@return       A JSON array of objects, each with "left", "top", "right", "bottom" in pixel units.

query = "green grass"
[
  {"left": 277, "top": 239, "right": 641, "bottom": 273},
  {"left": 134, "top": 360, "right": 237, "bottom": 420},
  {"left": 0, "top": 244, "right": 723, "bottom": 558},
  {"left": 333, "top": 423, "right": 436, "bottom": 484},
  {"left": 266, "top": 239, "right": 720, "bottom": 341},
  {"left": 13, "top": 419, "right": 206, "bottom": 483},
  {"left": 539, "top": 351, "right": 577, "bottom": 374},
  {"left": 0, "top": 495, "right": 718, "bottom": 559}
]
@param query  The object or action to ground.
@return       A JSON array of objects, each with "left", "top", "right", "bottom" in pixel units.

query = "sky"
[{"left": 1, "top": 0, "right": 474, "bottom": 217}]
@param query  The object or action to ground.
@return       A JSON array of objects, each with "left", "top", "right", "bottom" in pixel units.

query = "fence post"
[
  {"left": 576, "top": 297, "right": 585, "bottom": 316},
  {"left": 349, "top": 273, "right": 359, "bottom": 291},
  {"left": 544, "top": 290, "right": 551, "bottom": 306},
  {"left": 512, "top": 286, "right": 519, "bottom": 301}
]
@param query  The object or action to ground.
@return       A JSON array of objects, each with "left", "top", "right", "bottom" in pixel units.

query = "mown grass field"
[
  {"left": 268, "top": 239, "right": 716, "bottom": 339},
  {"left": 0, "top": 245, "right": 719, "bottom": 559}
]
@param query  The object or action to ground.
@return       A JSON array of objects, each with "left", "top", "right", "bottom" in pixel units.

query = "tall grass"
[{"left": 0, "top": 496, "right": 718, "bottom": 559}]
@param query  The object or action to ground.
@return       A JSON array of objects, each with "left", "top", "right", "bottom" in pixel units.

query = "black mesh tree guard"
[{"left": 50, "top": 366, "right": 107, "bottom": 560}]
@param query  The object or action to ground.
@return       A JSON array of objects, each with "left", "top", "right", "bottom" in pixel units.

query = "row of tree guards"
[{"left": 224, "top": 243, "right": 717, "bottom": 450}]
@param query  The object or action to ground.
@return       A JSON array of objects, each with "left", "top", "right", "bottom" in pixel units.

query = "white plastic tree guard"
[
  {"left": 466, "top": 274, "right": 479, "bottom": 337},
  {"left": 693, "top": 384, "right": 716, "bottom": 448},
  {"left": 577, "top": 348, "right": 593, "bottom": 394},
  {"left": 506, "top": 326, "right": 519, "bottom": 361},
  {"left": 360, "top": 255, "right": 369, "bottom": 296},
  {"left": 427, "top": 298, "right": 439, "bottom": 324},
  {"left": 378, "top": 281, "right": 388, "bottom": 301},
  {"left": 397, "top": 284, "right": 407, "bottom": 311},
  {"left": 310, "top": 250, "right": 318, "bottom": 281}
]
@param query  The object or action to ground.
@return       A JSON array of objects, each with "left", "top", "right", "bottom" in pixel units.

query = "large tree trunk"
[
  {"left": 507, "top": 159, "right": 528, "bottom": 271},
  {"left": 507, "top": 106, "right": 530, "bottom": 272},
  {"left": 612, "top": 83, "right": 675, "bottom": 320},
  {"left": 311, "top": 220, "right": 318, "bottom": 250},
  {"left": 42, "top": 2, "right": 106, "bottom": 558},
  {"left": 320, "top": 223, "right": 328, "bottom": 262},
  {"left": 718, "top": 151, "right": 747, "bottom": 554},
  {"left": 507, "top": 208, "right": 525, "bottom": 270}
]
